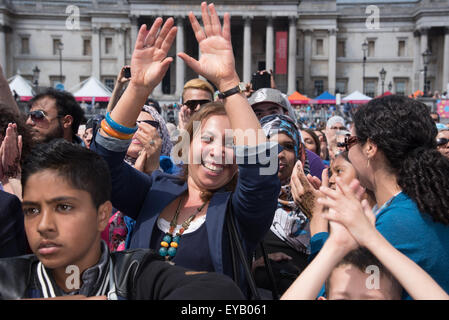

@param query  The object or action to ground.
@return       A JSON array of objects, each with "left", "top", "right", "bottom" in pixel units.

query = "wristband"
[
  {"left": 101, "top": 119, "right": 134, "bottom": 140},
  {"left": 217, "top": 82, "right": 246, "bottom": 100},
  {"left": 105, "top": 112, "right": 138, "bottom": 135}
]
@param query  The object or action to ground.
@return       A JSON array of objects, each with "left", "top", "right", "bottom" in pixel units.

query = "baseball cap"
[{"left": 248, "top": 88, "right": 289, "bottom": 112}]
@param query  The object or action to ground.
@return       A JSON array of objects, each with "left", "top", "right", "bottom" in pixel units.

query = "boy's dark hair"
[
  {"left": 325, "top": 247, "right": 402, "bottom": 299},
  {"left": 29, "top": 88, "right": 86, "bottom": 138},
  {"left": 21, "top": 139, "right": 111, "bottom": 208}
]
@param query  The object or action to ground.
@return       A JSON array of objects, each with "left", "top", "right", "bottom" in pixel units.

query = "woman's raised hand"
[
  {"left": 130, "top": 17, "right": 177, "bottom": 93},
  {"left": 178, "top": 2, "right": 239, "bottom": 91}
]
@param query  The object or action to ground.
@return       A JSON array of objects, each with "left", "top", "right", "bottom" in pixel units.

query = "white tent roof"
[
  {"left": 71, "top": 76, "right": 112, "bottom": 99},
  {"left": 8, "top": 74, "right": 34, "bottom": 97},
  {"left": 342, "top": 90, "right": 372, "bottom": 102}
]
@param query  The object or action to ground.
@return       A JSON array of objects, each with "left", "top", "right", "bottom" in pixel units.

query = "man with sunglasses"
[
  {"left": 177, "top": 78, "right": 214, "bottom": 130},
  {"left": 26, "top": 88, "right": 85, "bottom": 144}
]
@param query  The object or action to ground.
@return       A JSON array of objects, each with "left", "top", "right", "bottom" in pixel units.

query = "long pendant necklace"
[{"left": 159, "top": 195, "right": 207, "bottom": 260}]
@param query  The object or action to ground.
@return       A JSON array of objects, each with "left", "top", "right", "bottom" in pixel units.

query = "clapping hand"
[
  {"left": 290, "top": 160, "right": 326, "bottom": 218},
  {"left": 0, "top": 123, "right": 22, "bottom": 182},
  {"left": 318, "top": 178, "right": 376, "bottom": 247}
]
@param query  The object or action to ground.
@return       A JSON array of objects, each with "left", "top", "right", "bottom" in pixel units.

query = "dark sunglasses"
[
  {"left": 341, "top": 135, "right": 359, "bottom": 151},
  {"left": 137, "top": 120, "right": 159, "bottom": 129},
  {"left": 183, "top": 99, "right": 211, "bottom": 110},
  {"left": 437, "top": 137, "right": 449, "bottom": 147},
  {"left": 27, "top": 110, "right": 46, "bottom": 122}
]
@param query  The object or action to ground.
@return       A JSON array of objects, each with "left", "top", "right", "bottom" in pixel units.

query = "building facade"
[{"left": 1, "top": 0, "right": 448, "bottom": 103}]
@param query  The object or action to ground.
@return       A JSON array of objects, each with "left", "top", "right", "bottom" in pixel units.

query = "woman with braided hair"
[{"left": 314, "top": 95, "right": 449, "bottom": 299}]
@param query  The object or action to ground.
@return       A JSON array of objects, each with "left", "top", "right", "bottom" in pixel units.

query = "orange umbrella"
[
  {"left": 413, "top": 90, "right": 424, "bottom": 98},
  {"left": 288, "top": 91, "right": 310, "bottom": 105}
]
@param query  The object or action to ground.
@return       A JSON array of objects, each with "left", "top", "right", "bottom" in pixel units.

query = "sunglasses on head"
[
  {"left": 341, "top": 135, "right": 359, "bottom": 151},
  {"left": 183, "top": 99, "right": 211, "bottom": 110},
  {"left": 437, "top": 137, "right": 449, "bottom": 147},
  {"left": 137, "top": 119, "right": 159, "bottom": 129}
]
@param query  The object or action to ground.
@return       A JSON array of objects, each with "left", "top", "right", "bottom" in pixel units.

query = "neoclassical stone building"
[{"left": 1, "top": 0, "right": 448, "bottom": 103}]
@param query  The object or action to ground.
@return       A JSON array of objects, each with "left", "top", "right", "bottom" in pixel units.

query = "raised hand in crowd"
[
  {"left": 178, "top": 2, "right": 265, "bottom": 144},
  {"left": 106, "top": 65, "right": 131, "bottom": 113},
  {"left": 133, "top": 121, "right": 163, "bottom": 175},
  {"left": 107, "top": 17, "right": 177, "bottom": 127}
]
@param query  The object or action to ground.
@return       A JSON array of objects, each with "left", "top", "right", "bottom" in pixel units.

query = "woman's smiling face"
[{"left": 188, "top": 114, "right": 237, "bottom": 191}]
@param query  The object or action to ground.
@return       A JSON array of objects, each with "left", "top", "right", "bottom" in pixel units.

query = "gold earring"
[{"left": 367, "top": 158, "right": 370, "bottom": 168}]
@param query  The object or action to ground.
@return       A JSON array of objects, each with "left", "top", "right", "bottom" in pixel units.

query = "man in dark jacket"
[{"left": 0, "top": 140, "right": 244, "bottom": 300}]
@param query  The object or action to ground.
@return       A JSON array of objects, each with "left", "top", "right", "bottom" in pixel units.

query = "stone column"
[
  {"left": 116, "top": 27, "right": 126, "bottom": 68},
  {"left": 176, "top": 16, "right": 185, "bottom": 96},
  {"left": 287, "top": 16, "right": 297, "bottom": 95},
  {"left": 328, "top": 28, "right": 337, "bottom": 95},
  {"left": 0, "top": 25, "right": 6, "bottom": 71},
  {"left": 412, "top": 30, "right": 421, "bottom": 92},
  {"left": 243, "top": 16, "right": 252, "bottom": 84},
  {"left": 443, "top": 27, "right": 449, "bottom": 93},
  {"left": 419, "top": 27, "right": 429, "bottom": 92},
  {"left": 129, "top": 15, "right": 138, "bottom": 49},
  {"left": 266, "top": 17, "right": 274, "bottom": 72},
  {"left": 196, "top": 15, "right": 206, "bottom": 81},
  {"left": 91, "top": 26, "right": 101, "bottom": 78},
  {"left": 303, "top": 29, "right": 313, "bottom": 96}
]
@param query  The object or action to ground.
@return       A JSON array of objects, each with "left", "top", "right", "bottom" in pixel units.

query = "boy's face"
[
  {"left": 22, "top": 169, "right": 110, "bottom": 273},
  {"left": 326, "top": 264, "right": 398, "bottom": 300}
]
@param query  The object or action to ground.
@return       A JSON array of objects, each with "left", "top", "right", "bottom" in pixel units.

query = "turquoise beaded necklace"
[{"left": 159, "top": 195, "right": 207, "bottom": 260}]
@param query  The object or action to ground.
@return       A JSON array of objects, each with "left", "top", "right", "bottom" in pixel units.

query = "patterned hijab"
[
  {"left": 260, "top": 114, "right": 311, "bottom": 254},
  {"left": 142, "top": 105, "right": 173, "bottom": 156},
  {"left": 260, "top": 114, "right": 310, "bottom": 176}
]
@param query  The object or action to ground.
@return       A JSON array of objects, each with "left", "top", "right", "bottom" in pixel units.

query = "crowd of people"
[{"left": 0, "top": 2, "right": 449, "bottom": 300}]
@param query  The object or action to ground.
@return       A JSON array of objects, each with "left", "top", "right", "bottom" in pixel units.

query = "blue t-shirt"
[{"left": 310, "top": 192, "right": 449, "bottom": 300}]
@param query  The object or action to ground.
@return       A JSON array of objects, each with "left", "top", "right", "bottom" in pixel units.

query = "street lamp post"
[
  {"left": 422, "top": 48, "right": 431, "bottom": 97},
  {"left": 57, "top": 41, "right": 64, "bottom": 85},
  {"left": 362, "top": 40, "right": 368, "bottom": 94},
  {"left": 379, "top": 67, "right": 387, "bottom": 95},
  {"left": 32, "top": 65, "right": 40, "bottom": 94}
]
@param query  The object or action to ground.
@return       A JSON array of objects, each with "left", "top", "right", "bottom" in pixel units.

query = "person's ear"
[
  {"left": 97, "top": 201, "right": 112, "bottom": 232},
  {"left": 61, "top": 114, "right": 73, "bottom": 129},
  {"left": 364, "top": 138, "right": 378, "bottom": 159}
]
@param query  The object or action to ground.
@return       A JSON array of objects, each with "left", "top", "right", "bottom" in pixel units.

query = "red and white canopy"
[
  {"left": 342, "top": 90, "right": 372, "bottom": 104},
  {"left": 8, "top": 74, "right": 34, "bottom": 101},
  {"left": 71, "top": 76, "right": 112, "bottom": 102}
]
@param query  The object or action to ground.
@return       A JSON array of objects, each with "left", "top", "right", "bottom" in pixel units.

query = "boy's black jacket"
[{"left": 0, "top": 249, "right": 245, "bottom": 300}]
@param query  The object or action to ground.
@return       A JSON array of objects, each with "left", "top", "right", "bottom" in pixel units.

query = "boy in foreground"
[{"left": 0, "top": 140, "right": 244, "bottom": 300}]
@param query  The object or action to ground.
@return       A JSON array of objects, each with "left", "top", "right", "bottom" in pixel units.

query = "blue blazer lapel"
[
  {"left": 130, "top": 178, "right": 188, "bottom": 249},
  {"left": 206, "top": 191, "right": 232, "bottom": 274}
]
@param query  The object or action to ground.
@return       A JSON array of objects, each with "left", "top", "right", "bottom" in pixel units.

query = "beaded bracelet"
[
  {"left": 105, "top": 112, "right": 138, "bottom": 135},
  {"left": 101, "top": 119, "right": 135, "bottom": 140}
]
